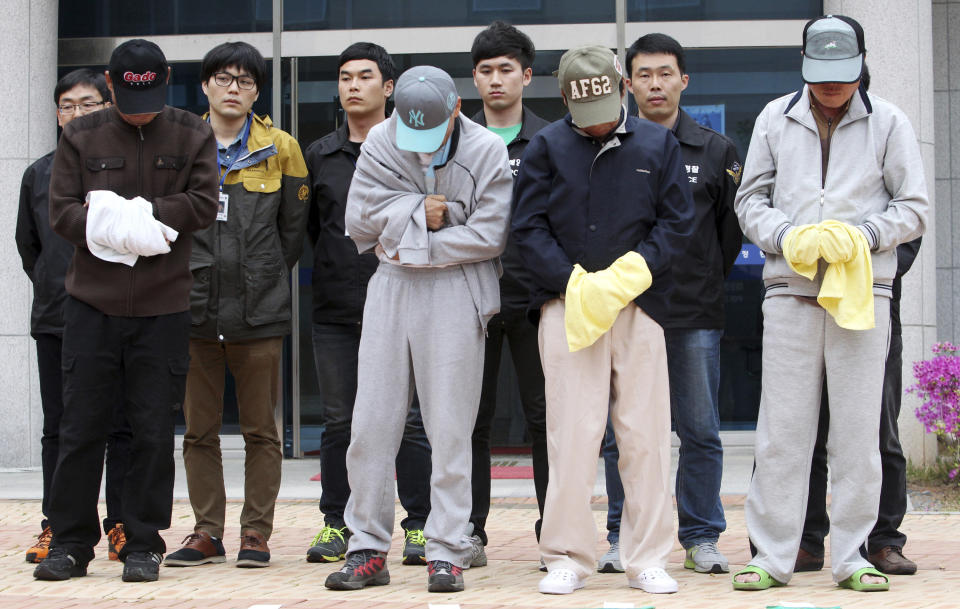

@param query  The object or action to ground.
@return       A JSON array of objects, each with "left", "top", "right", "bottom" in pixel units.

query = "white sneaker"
[
  {"left": 538, "top": 568, "right": 585, "bottom": 594},
  {"left": 629, "top": 567, "right": 678, "bottom": 594}
]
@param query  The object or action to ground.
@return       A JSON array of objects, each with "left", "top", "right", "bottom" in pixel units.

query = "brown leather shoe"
[
  {"left": 794, "top": 547, "right": 824, "bottom": 572},
  {"left": 868, "top": 545, "right": 917, "bottom": 575},
  {"left": 237, "top": 529, "right": 270, "bottom": 568},
  {"left": 163, "top": 531, "right": 226, "bottom": 566}
]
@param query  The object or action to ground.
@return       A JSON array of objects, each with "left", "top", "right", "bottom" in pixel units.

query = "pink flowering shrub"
[{"left": 909, "top": 342, "right": 960, "bottom": 481}]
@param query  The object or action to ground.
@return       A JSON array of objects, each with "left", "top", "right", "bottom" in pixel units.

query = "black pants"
[
  {"left": 36, "top": 333, "right": 132, "bottom": 534},
  {"left": 48, "top": 297, "right": 189, "bottom": 563},
  {"left": 312, "top": 322, "right": 431, "bottom": 531},
  {"left": 470, "top": 310, "right": 548, "bottom": 544},
  {"left": 801, "top": 307, "right": 908, "bottom": 556}
]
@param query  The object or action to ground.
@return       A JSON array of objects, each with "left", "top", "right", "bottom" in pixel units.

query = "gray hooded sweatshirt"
[{"left": 345, "top": 112, "right": 513, "bottom": 329}]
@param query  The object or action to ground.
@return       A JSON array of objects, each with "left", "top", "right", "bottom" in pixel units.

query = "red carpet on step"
[{"left": 311, "top": 465, "right": 534, "bottom": 482}]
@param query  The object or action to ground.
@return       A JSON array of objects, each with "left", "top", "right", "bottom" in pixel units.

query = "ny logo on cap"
[{"left": 409, "top": 109, "right": 425, "bottom": 128}]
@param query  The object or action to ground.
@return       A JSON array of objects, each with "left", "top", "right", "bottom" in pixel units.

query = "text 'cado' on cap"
[{"left": 108, "top": 39, "right": 169, "bottom": 114}]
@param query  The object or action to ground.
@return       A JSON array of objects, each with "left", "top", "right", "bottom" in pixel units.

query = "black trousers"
[
  {"left": 48, "top": 297, "right": 189, "bottom": 563},
  {"left": 470, "top": 310, "right": 548, "bottom": 544},
  {"left": 801, "top": 303, "right": 908, "bottom": 556},
  {"left": 35, "top": 333, "right": 132, "bottom": 534}
]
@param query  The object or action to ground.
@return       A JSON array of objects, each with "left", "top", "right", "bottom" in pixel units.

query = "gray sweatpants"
[
  {"left": 746, "top": 294, "right": 890, "bottom": 584},
  {"left": 344, "top": 262, "right": 485, "bottom": 567}
]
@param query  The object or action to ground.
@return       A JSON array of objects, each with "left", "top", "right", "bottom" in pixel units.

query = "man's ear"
[
  {"left": 560, "top": 90, "right": 568, "bottom": 108},
  {"left": 383, "top": 79, "right": 394, "bottom": 98},
  {"left": 166, "top": 66, "right": 172, "bottom": 84}
]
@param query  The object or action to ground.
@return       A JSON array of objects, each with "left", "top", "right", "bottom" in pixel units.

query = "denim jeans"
[
  {"left": 602, "top": 327, "right": 725, "bottom": 547},
  {"left": 312, "top": 323, "right": 431, "bottom": 531}
]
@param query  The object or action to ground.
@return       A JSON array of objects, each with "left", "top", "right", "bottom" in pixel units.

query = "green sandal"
[
  {"left": 838, "top": 567, "right": 890, "bottom": 592},
  {"left": 732, "top": 565, "right": 785, "bottom": 591}
]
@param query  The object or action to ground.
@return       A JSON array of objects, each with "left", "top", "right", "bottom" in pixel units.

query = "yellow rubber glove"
[
  {"left": 782, "top": 224, "right": 821, "bottom": 280},
  {"left": 817, "top": 219, "right": 874, "bottom": 330},
  {"left": 564, "top": 251, "right": 652, "bottom": 352},
  {"left": 781, "top": 220, "right": 874, "bottom": 330}
]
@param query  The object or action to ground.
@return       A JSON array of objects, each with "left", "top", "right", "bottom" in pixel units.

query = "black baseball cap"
[{"left": 108, "top": 39, "right": 169, "bottom": 114}]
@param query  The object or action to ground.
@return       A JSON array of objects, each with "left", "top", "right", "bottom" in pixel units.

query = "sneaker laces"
[
  {"left": 108, "top": 524, "right": 126, "bottom": 547},
  {"left": 35, "top": 526, "right": 53, "bottom": 548},
  {"left": 312, "top": 525, "right": 345, "bottom": 545},
  {"left": 405, "top": 529, "right": 426, "bottom": 546},
  {"left": 429, "top": 560, "right": 461, "bottom": 576}
]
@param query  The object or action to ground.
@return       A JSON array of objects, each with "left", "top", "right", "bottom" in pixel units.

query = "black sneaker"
[
  {"left": 122, "top": 551, "right": 162, "bottom": 582},
  {"left": 307, "top": 524, "right": 350, "bottom": 563},
  {"left": 402, "top": 528, "right": 426, "bottom": 565},
  {"left": 33, "top": 547, "right": 87, "bottom": 581},
  {"left": 324, "top": 550, "right": 389, "bottom": 590},
  {"left": 427, "top": 560, "right": 464, "bottom": 593}
]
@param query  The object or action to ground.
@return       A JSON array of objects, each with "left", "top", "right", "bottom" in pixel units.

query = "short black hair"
[
  {"left": 626, "top": 33, "right": 686, "bottom": 77},
  {"left": 338, "top": 42, "right": 397, "bottom": 84},
  {"left": 200, "top": 42, "right": 267, "bottom": 91},
  {"left": 471, "top": 21, "right": 535, "bottom": 70},
  {"left": 54, "top": 68, "right": 109, "bottom": 105}
]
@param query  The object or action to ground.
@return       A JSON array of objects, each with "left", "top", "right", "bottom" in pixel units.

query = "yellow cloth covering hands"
[
  {"left": 564, "top": 251, "right": 652, "bottom": 352},
  {"left": 782, "top": 220, "right": 874, "bottom": 330}
]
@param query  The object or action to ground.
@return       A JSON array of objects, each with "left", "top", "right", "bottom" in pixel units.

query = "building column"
[
  {"left": 0, "top": 0, "right": 57, "bottom": 467},
  {"left": 824, "top": 0, "right": 939, "bottom": 465}
]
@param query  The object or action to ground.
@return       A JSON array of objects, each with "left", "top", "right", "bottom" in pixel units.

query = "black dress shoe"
[
  {"left": 869, "top": 545, "right": 917, "bottom": 575},
  {"left": 794, "top": 547, "right": 824, "bottom": 572}
]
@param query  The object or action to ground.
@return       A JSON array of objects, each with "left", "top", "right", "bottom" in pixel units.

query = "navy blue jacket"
[{"left": 512, "top": 113, "right": 695, "bottom": 324}]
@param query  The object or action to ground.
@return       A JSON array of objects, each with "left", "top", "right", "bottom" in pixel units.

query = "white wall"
[{"left": 0, "top": 0, "right": 57, "bottom": 467}]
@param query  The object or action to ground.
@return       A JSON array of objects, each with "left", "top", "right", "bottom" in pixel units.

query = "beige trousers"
[{"left": 538, "top": 298, "right": 674, "bottom": 580}]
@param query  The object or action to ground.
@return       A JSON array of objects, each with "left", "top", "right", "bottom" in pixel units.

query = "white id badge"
[{"left": 217, "top": 192, "right": 229, "bottom": 222}]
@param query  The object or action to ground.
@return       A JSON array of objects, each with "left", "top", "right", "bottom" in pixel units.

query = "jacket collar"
[
  {"left": 783, "top": 83, "right": 872, "bottom": 131},
  {"left": 672, "top": 109, "right": 706, "bottom": 147},
  {"left": 470, "top": 105, "right": 548, "bottom": 145}
]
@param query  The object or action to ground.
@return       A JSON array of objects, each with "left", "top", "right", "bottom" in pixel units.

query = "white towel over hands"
[{"left": 85, "top": 190, "right": 179, "bottom": 266}]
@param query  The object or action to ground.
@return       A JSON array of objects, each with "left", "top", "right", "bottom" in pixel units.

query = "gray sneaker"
[
  {"left": 468, "top": 534, "right": 487, "bottom": 567},
  {"left": 684, "top": 541, "right": 729, "bottom": 573},
  {"left": 597, "top": 541, "right": 623, "bottom": 573}
]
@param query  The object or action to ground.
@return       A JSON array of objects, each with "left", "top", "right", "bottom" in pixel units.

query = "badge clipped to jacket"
[{"left": 217, "top": 191, "right": 229, "bottom": 222}]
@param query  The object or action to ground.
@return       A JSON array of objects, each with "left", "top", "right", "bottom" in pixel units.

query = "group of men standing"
[{"left": 18, "top": 13, "right": 927, "bottom": 597}]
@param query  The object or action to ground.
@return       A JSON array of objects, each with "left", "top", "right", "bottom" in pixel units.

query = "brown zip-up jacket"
[{"left": 50, "top": 105, "right": 219, "bottom": 317}]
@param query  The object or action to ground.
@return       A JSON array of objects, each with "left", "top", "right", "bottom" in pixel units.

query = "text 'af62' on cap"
[
  {"left": 556, "top": 45, "right": 623, "bottom": 129},
  {"left": 801, "top": 15, "right": 865, "bottom": 84},
  {"left": 108, "top": 39, "right": 169, "bottom": 114}
]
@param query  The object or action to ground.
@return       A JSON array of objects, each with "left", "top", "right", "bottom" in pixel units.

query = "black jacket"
[
  {"left": 471, "top": 106, "right": 549, "bottom": 316},
  {"left": 16, "top": 151, "right": 72, "bottom": 337},
  {"left": 661, "top": 109, "right": 743, "bottom": 329},
  {"left": 305, "top": 122, "right": 377, "bottom": 325},
  {"left": 513, "top": 113, "right": 695, "bottom": 324}
]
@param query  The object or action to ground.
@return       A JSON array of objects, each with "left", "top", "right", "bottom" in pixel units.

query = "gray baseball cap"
[
  {"left": 394, "top": 66, "right": 459, "bottom": 153},
  {"left": 556, "top": 45, "right": 623, "bottom": 128},
  {"left": 802, "top": 15, "right": 865, "bottom": 84}
]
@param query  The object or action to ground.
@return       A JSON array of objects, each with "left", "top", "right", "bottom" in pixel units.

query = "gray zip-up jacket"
[
  {"left": 735, "top": 85, "right": 928, "bottom": 298},
  {"left": 345, "top": 112, "right": 513, "bottom": 329}
]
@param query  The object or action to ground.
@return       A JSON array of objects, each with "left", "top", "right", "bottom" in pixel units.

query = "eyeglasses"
[
  {"left": 213, "top": 72, "right": 257, "bottom": 90},
  {"left": 57, "top": 101, "right": 105, "bottom": 115}
]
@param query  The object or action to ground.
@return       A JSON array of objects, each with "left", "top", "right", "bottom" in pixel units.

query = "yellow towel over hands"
[
  {"left": 564, "top": 251, "right": 652, "bottom": 352},
  {"left": 782, "top": 220, "right": 874, "bottom": 330}
]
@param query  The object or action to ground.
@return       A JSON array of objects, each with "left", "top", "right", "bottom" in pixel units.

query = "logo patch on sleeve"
[
  {"left": 726, "top": 161, "right": 742, "bottom": 185},
  {"left": 298, "top": 184, "right": 309, "bottom": 201}
]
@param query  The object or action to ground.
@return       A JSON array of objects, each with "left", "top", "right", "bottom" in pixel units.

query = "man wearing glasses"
[
  {"left": 164, "top": 41, "right": 309, "bottom": 569},
  {"left": 17, "top": 68, "right": 132, "bottom": 568}
]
